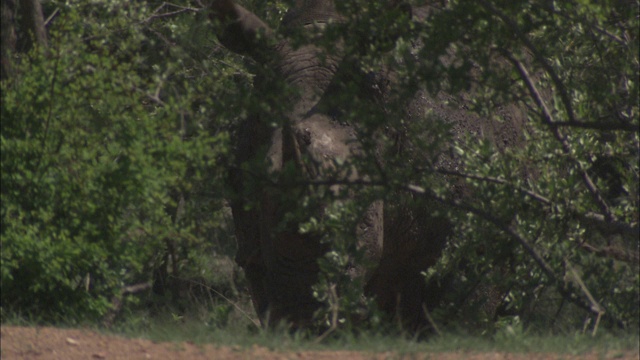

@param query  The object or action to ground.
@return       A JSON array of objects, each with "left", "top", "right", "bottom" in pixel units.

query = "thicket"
[{"left": 1, "top": 0, "right": 637, "bottom": 336}]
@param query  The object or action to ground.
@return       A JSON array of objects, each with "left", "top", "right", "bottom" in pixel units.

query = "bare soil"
[{"left": 1, "top": 326, "right": 637, "bottom": 360}]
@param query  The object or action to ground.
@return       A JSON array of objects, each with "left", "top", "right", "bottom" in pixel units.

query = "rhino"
[{"left": 209, "top": 0, "right": 526, "bottom": 331}]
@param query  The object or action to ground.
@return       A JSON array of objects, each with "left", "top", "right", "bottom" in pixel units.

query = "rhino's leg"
[
  {"left": 231, "top": 202, "right": 270, "bottom": 325},
  {"left": 264, "top": 236, "right": 323, "bottom": 328},
  {"left": 366, "top": 198, "right": 451, "bottom": 330},
  {"left": 257, "top": 186, "right": 328, "bottom": 328}
]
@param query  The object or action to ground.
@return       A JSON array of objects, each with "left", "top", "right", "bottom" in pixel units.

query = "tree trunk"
[
  {"left": 18, "top": 0, "right": 48, "bottom": 51},
  {"left": 1, "top": 0, "right": 17, "bottom": 79},
  {"left": 1, "top": 0, "right": 48, "bottom": 80}
]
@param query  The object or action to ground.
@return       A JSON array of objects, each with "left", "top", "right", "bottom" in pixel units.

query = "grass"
[
  {"left": 3, "top": 302, "right": 638, "bottom": 357},
  {"left": 96, "top": 308, "right": 639, "bottom": 357}
]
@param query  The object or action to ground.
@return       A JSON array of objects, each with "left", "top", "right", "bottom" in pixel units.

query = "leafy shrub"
[{"left": 1, "top": 1, "right": 233, "bottom": 322}]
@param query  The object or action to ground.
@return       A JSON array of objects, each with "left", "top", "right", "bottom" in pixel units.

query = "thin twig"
[
  {"left": 296, "top": 171, "right": 637, "bottom": 238},
  {"left": 422, "top": 304, "right": 442, "bottom": 337},
  {"left": 548, "top": 120, "right": 637, "bottom": 132},
  {"left": 314, "top": 283, "right": 339, "bottom": 344},
  {"left": 434, "top": 168, "right": 552, "bottom": 205},
  {"left": 277, "top": 160, "right": 638, "bottom": 241},
  {"left": 143, "top": 2, "right": 200, "bottom": 24},
  {"left": 103, "top": 282, "right": 153, "bottom": 327},
  {"left": 143, "top": 8, "right": 199, "bottom": 23},
  {"left": 207, "top": 287, "right": 261, "bottom": 329},
  {"left": 44, "top": 8, "right": 60, "bottom": 27},
  {"left": 564, "top": 259, "right": 605, "bottom": 336},
  {"left": 579, "top": 242, "right": 639, "bottom": 265},
  {"left": 189, "top": 279, "right": 261, "bottom": 329}
]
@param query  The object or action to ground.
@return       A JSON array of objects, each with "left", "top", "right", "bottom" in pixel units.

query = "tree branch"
[
  {"left": 434, "top": 168, "right": 552, "bottom": 205},
  {"left": 580, "top": 212, "right": 639, "bottom": 239},
  {"left": 579, "top": 242, "right": 640, "bottom": 265},
  {"left": 477, "top": 1, "right": 624, "bottom": 225},
  {"left": 143, "top": 2, "right": 200, "bottom": 24},
  {"left": 434, "top": 168, "right": 638, "bottom": 238},
  {"left": 564, "top": 259, "right": 605, "bottom": 336},
  {"left": 535, "top": 3, "right": 627, "bottom": 46},
  {"left": 400, "top": 183, "right": 620, "bottom": 324},
  {"left": 550, "top": 120, "right": 638, "bottom": 132},
  {"left": 502, "top": 51, "right": 616, "bottom": 224},
  {"left": 477, "top": 0, "right": 577, "bottom": 125},
  {"left": 288, "top": 168, "right": 638, "bottom": 240}
]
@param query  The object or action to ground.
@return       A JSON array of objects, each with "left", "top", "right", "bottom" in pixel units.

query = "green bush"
[{"left": 1, "top": 1, "right": 233, "bottom": 322}]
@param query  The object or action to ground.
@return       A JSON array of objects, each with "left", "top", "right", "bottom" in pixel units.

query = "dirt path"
[{"left": 1, "top": 326, "right": 637, "bottom": 360}]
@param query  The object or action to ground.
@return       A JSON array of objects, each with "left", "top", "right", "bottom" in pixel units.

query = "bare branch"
[
  {"left": 290, "top": 169, "right": 638, "bottom": 240},
  {"left": 565, "top": 260, "right": 605, "bottom": 336},
  {"left": 579, "top": 242, "right": 640, "bottom": 265},
  {"left": 314, "top": 283, "right": 339, "bottom": 344},
  {"left": 144, "top": 8, "right": 197, "bottom": 23},
  {"left": 44, "top": 8, "right": 59, "bottom": 27},
  {"left": 422, "top": 304, "right": 442, "bottom": 337},
  {"left": 550, "top": 120, "right": 638, "bottom": 132},
  {"left": 147, "top": 26, "right": 177, "bottom": 47},
  {"left": 435, "top": 168, "right": 552, "bottom": 205},
  {"left": 477, "top": 2, "right": 628, "bottom": 225},
  {"left": 143, "top": 2, "right": 200, "bottom": 24},
  {"left": 200, "top": 281, "right": 261, "bottom": 329},
  {"left": 580, "top": 212, "right": 639, "bottom": 239}
]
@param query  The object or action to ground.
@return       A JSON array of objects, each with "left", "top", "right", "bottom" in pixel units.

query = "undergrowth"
[{"left": 3, "top": 307, "right": 637, "bottom": 356}]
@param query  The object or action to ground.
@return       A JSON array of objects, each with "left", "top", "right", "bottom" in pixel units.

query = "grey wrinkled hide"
[{"left": 211, "top": 0, "right": 526, "bottom": 330}]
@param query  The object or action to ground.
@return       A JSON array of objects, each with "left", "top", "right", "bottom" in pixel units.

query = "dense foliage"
[
  {"left": 1, "top": 0, "right": 637, "bottom": 335},
  {"left": 1, "top": 1, "right": 237, "bottom": 322},
  {"left": 415, "top": 0, "right": 639, "bottom": 332}
]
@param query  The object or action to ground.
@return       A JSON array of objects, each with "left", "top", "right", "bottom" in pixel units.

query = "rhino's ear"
[{"left": 209, "top": 0, "right": 274, "bottom": 60}]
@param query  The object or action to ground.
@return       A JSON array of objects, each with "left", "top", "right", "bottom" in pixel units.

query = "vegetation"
[
  {"left": 1, "top": 0, "right": 637, "bottom": 342},
  {"left": 108, "top": 315, "right": 637, "bottom": 355}
]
